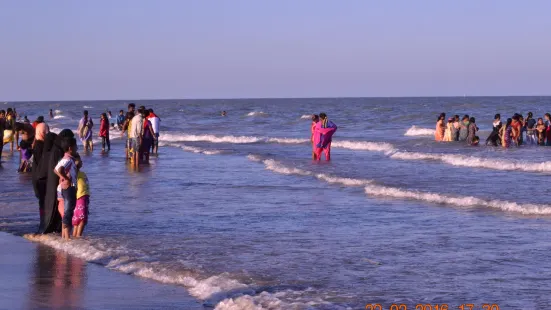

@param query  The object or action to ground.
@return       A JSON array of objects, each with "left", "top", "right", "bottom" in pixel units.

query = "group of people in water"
[
  {"left": 435, "top": 113, "right": 480, "bottom": 145},
  {"left": 0, "top": 103, "right": 162, "bottom": 240},
  {"left": 310, "top": 113, "right": 337, "bottom": 161},
  {"left": 435, "top": 112, "right": 551, "bottom": 148}
]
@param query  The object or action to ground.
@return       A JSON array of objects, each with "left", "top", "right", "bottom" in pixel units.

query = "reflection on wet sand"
[{"left": 28, "top": 244, "right": 86, "bottom": 309}]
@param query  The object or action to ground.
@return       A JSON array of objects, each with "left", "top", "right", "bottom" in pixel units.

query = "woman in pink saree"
[{"left": 313, "top": 113, "right": 337, "bottom": 161}]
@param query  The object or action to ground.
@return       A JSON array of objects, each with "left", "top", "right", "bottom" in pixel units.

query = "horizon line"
[{"left": 3, "top": 94, "right": 551, "bottom": 103}]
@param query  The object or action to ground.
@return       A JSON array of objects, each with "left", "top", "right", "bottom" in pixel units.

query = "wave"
[
  {"left": 248, "top": 156, "right": 372, "bottom": 187},
  {"left": 22, "top": 234, "right": 335, "bottom": 309},
  {"left": 404, "top": 126, "right": 435, "bottom": 136},
  {"left": 390, "top": 151, "right": 551, "bottom": 173},
  {"left": 160, "top": 133, "right": 263, "bottom": 144},
  {"left": 53, "top": 115, "right": 66, "bottom": 119},
  {"left": 54, "top": 109, "right": 63, "bottom": 114},
  {"left": 83, "top": 105, "right": 94, "bottom": 109},
  {"left": 332, "top": 140, "right": 396, "bottom": 153},
  {"left": 246, "top": 111, "right": 269, "bottom": 117},
  {"left": 161, "top": 142, "right": 222, "bottom": 155},
  {"left": 249, "top": 155, "right": 551, "bottom": 215},
  {"left": 266, "top": 137, "right": 310, "bottom": 144},
  {"left": 364, "top": 184, "right": 551, "bottom": 215},
  {"left": 300, "top": 114, "right": 313, "bottom": 120},
  {"left": 23, "top": 234, "right": 249, "bottom": 301}
]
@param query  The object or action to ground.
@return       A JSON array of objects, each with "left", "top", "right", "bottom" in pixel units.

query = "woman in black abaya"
[{"left": 38, "top": 129, "right": 75, "bottom": 234}]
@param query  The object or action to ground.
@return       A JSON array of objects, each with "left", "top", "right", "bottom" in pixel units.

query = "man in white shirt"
[
  {"left": 130, "top": 107, "right": 145, "bottom": 167},
  {"left": 147, "top": 108, "right": 160, "bottom": 155}
]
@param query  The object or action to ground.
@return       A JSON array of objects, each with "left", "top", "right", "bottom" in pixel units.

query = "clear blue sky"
[{"left": 1, "top": 0, "right": 550, "bottom": 100}]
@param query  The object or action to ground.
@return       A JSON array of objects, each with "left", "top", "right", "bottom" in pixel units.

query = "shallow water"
[{"left": 2, "top": 97, "right": 551, "bottom": 309}]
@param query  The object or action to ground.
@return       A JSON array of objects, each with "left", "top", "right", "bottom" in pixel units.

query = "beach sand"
[{"left": 0, "top": 232, "right": 202, "bottom": 310}]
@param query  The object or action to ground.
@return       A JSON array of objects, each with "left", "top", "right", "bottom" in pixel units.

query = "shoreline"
[{"left": 0, "top": 231, "right": 203, "bottom": 309}]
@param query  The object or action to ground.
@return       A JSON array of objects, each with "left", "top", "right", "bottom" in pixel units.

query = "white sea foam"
[
  {"left": 364, "top": 185, "right": 551, "bottom": 215},
  {"left": 390, "top": 151, "right": 551, "bottom": 173},
  {"left": 246, "top": 111, "right": 269, "bottom": 117},
  {"left": 54, "top": 109, "right": 63, "bottom": 114},
  {"left": 266, "top": 137, "right": 310, "bottom": 144},
  {"left": 23, "top": 234, "right": 251, "bottom": 301},
  {"left": 300, "top": 114, "right": 313, "bottom": 120},
  {"left": 83, "top": 105, "right": 94, "bottom": 109},
  {"left": 160, "top": 133, "right": 263, "bottom": 144},
  {"left": 332, "top": 140, "right": 396, "bottom": 153},
  {"left": 159, "top": 142, "right": 222, "bottom": 155},
  {"left": 250, "top": 157, "right": 373, "bottom": 187},
  {"left": 404, "top": 126, "right": 435, "bottom": 136},
  {"left": 53, "top": 115, "right": 66, "bottom": 119}
]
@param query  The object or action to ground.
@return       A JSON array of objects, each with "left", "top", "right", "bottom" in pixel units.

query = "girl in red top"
[{"left": 99, "top": 113, "right": 110, "bottom": 152}]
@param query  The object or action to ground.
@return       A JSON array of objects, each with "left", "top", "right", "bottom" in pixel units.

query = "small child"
[
  {"left": 72, "top": 155, "right": 90, "bottom": 238},
  {"left": 18, "top": 140, "right": 33, "bottom": 172},
  {"left": 54, "top": 138, "right": 78, "bottom": 240}
]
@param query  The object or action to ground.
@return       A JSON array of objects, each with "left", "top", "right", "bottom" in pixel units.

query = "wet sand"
[{"left": 0, "top": 232, "right": 203, "bottom": 310}]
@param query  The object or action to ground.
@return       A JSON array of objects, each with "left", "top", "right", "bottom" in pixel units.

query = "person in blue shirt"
[{"left": 116, "top": 110, "right": 125, "bottom": 130}]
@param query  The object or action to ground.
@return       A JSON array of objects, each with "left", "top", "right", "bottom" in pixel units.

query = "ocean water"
[{"left": 2, "top": 97, "right": 551, "bottom": 309}]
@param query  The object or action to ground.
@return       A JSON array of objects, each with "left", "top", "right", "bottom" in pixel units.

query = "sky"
[{"left": 1, "top": 0, "right": 551, "bottom": 100}]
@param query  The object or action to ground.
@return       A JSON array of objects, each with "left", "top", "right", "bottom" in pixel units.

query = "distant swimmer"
[
  {"left": 49, "top": 109, "right": 54, "bottom": 119},
  {"left": 221, "top": 111, "right": 227, "bottom": 116},
  {"left": 313, "top": 113, "right": 337, "bottom": 161}
]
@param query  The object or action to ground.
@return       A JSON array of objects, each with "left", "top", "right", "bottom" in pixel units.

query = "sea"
[{"left": 1, "top": 97, "right": 551, "bottom": 310}]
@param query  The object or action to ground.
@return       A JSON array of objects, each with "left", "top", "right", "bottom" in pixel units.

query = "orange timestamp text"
[{"left": 365, "top": 304, "right": 500, "bottom": 310}]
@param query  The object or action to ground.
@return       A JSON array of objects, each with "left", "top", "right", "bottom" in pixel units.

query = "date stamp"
[{"left": 365, "top": 304, "right": 500, "bottom": 310}]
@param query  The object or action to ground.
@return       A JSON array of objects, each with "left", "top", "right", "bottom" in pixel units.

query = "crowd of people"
[
  {"left": 0, "top": 103, "right": 162, "bottom": 240},
  {"left": 434, "top": 113, "right": 480, "bottom": 145},
  {"left": 434, "top": 112, "right": 551, "bottom": 148}
]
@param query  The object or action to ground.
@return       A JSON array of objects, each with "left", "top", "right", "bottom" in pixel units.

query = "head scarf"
[{"left": 35, "top": 123, "right": 50, "bottom": 141}]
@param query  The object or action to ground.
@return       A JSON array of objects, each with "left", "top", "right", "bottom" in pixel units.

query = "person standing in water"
[
  {"left": 313, "top": 113, "right": 337, "bottom": 161},
  {"left": 544, "top": 113, "right": 551, "bottom": 146},
  {"left": 130, "top": 107, "right": 145, "bottom": 167},
  {"left": 78, "top": 110, "right": 94, "bottom": 152},
  {"left": 443, "top": 117, "right": 454, "bottom": 142},
  {"left": 4, "top": 108, "right": 17, "bottom": 152},
  {"left": 0, "top": 110, "right": 5, "bottom": 158},
  {"left": 310, "top": 115, "right": 320, "bottom": 159},
  {"left": 536, "top": 118, "right": 546, "bottom": 145},
  {"left": 434, "top": 113, "right": 445, "bottom": 141},
  {"left": 501, "top": 118, "right": 513, "bottom": 148},
  {"left": 525, "top": 112, "right": 537, "bottom": 145},
  {"left": 49, "top": 109, "right": 54, "bottom": 119},
  {"left": 452, "top": 115, "right": 460, "bottom": 141},
  {"left": 466, "top": 117, "right": 478, "bottom": 145},
  {"left": 72, "top": 155, "right": 90, "bottom": 238},
  {"left": 458, "top": 115, "right": 470, "bottom": 142},
  {"left": 147, "top": 108, "right": 161, "bottom": 155},
  {"left": 116, "top": 110, "right": 125, "bottom": 130},
  {"left": 99, "top": 113, "right": 110, "bottom": 152}
]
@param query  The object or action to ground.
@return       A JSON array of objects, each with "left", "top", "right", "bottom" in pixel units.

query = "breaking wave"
[
  {"left": 22, "top": 234, "right": 336, "bottom": 309},
  {"left": 390, "top": 151, "right": 551, "bottom": 174},
  {"left": 248, "top": 156, "right": 372, "bottom": 187},
  {"left": 160, "top": 142, "right": 222, "bottom": 155},
  {"left": 404, "top": 126, "right": 435, "bottom": 136},
  {"left": 364, "top": 184, "right": 551, "bottom": 215},
  {"left": 246, "top": 111, "right": 269, "bottom": 117},
  {"left": 300, "top": 114, "right": 313, "bottom": 120}
]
